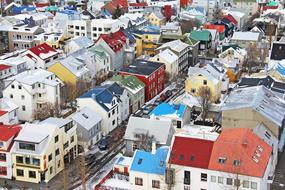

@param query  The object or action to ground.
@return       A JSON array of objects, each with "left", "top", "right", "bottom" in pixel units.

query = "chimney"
[{"left": 151, "top": 141, "right": 156, "bottom": 154}]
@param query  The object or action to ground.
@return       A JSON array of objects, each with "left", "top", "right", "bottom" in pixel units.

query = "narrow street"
[{"left": 271, "top": 151, "right": 285, "bottom": 190}]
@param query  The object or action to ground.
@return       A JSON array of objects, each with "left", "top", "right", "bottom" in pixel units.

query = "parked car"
[
  {"left": 154, "top": 98, "right": 162, "bottom": 106},
  {"left": 98, "top": 136, "right": 111, "bottom": 150},
  {"left": 160, "top": 93, "right": 167, "bottom": 101},
  {"left": 165, "top": 90, "right": 173, "bottom": 98}
]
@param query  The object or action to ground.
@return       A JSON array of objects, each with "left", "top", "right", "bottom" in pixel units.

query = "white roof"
[
  {"left": 231, "top": 31, "right": 260, "bottom": 41},
  {"left": 157, "top": 49, "right": 178, "bottom": 63},
  {"left": 0, "top": 56, "right": 26, "bottom": 66},
  {"left": 188, "top": 67, "right": 220, "bottom": 85},
  {"left": 157, "top": 39, "right": 189, "bottom": 53},
  {"left": 41, "top": 117, "right": 71, "bottom": 128},
  {"left": 72, "top": 107, "right": 102, "bottom": 130},
  {"left": 176, "top": 125, "right": 219, "bottom": 141},
  {"left": 0, "top": 97, "right": 19, "bottom": 112},
  {"left": 5, "top": 69, "right": 60, "bottom": 86},
  {"left": 59, "top": 56, "right": 90, "bottom": 78},
  {"left": 222, "top": 86, "right": 285, "bottom": 127}
]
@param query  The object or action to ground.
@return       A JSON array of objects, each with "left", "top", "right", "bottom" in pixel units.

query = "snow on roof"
[
  {"left": 72, "top": 107, "right": 102, "bottom": 131},
  {"left": 175, "top": 125, "right": 219, "bottom": 141},
  {"left": 71, "top": 36, "right": 94, "bottom": 48},
  {"left": 157, "top": 39, "right": 189, "bottom": 53},
  {"left": 59, "top": 56, "right": 90, "bottom": 78},
  {"left": 101, "top": 178, "right": 131, "bottom": 189},
  {"left": 231, "top": 31, "right": 260, "bottom": 41},
  {"left": 150, "top": 102, "right": 186, "bottom": 119},
  {"left": 156, "top": 49, "right": 178, "bottom": 63},
  {"left": 27, "top": 43, "right": 58, "bottom": 60},
  {"left": 115, "top": 155, "right": 132, "bottom": 166},
  {"left": 41, "top": 117, "right": 71, "bottom": 128},
  {"left": 5, "top": 69, "right": 60, "bottom": 86},
  {"left": 222, "top": 86, "right": 285, "bottom": 127},
  {"left": 0, "top": 97, "right": 19, "bottom": 113},
  {"left": 0, "top": 56, "right": 27, "bottom": 67},
  {"left": 173, "top": 93, "right": 200, "bottom": 108},
  {"left": 188, "top": 67, "right": 220, "bottom": 85},
  {"left": 0, "top": 125, "right": 21, "bottom": 142}
]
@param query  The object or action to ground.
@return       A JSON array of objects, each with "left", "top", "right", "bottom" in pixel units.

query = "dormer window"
[
  {"left": 19, "top": 142, "right": 35, "bottom": 151},
  {"left": 218, "top": 157, "right": 226, "bottom": 164},
  {"left": 233, "top": 159, "right": 240, "bottom": 166}
]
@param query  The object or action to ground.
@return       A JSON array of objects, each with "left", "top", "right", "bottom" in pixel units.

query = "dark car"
[
  {"left": 165, "top": 90, "right": 173, "bottom": 98},
  {"left": 98, "top": 136, "right": 111, "bottom": 150}
]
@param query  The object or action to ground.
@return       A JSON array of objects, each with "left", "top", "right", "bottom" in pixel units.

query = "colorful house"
[
  {"left": 145, "top": 12, "right": 166, "bottom": 27},
  {"left": 190, "top": 30, "right": 212, "bottom": 50},
  {"left": 204, "top": 24, "right": 225, "bottom": 40}
]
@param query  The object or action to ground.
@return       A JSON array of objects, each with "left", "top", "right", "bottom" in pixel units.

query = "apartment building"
[
  {"left": 3, "top": 69, "right": 62, "bottom": 122},
  {"left": 0, "top": 98, "right": 19, "bottom": 125},
  {"left": 11, "top": 123, "right": 64, "bottom": 183}
]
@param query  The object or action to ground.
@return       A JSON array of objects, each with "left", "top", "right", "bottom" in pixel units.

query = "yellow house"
[
  {"left": 145, "top": 12, "right": 166, "bottom": 27},
  {"left": 34, "top": 33, "right": 65, "bottom": 49},
  {"left": 48, "top": 56, "right": 91, "bottom": 101},
  {"left": 12, "top": 123, "right": 64, "bottom": 183},
  {"left": 185, "top": 69, "right": 222, "bottom": 102}
]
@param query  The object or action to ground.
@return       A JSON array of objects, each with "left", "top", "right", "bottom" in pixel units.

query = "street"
[{"left": 271, "top": 150, "right": 285, "bottom": 190}]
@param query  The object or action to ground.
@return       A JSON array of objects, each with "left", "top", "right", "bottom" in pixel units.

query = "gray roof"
[
  {"left": 41, "top": 117, "right": 71, "bottom": 128},
  {"left": 72, "top": 107, "right": 102, "bottom": 131},
  {"left": 222, "top": 86, "right": 285, "bottom": 127},
  {"left": 124, "top": 116, "right": 173, "bottom": 144},
  {"left": 71, "top": 36, "right": 94, "bottom": 48}
]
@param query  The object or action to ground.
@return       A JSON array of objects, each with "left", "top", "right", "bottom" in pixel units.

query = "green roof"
[
  {"left": 222, "top": 44, "right": 242, "bottom": 51},
  {"left": 89, "top": 45, "right": 108, "bottom": 59},
  {"left": 45, "top": 6, "right": 59, "bottom": 12},
  {"left": 268, "top": 1, "right": 278, "bottom": 6},
  {"left": 109, "top": 75, "right": 145, "bottom": 92},
  {"left": 190, "top": 30, "right": 211, "bottom": 41},
  {"left": 183, "top": 33, "right": 199, "bottom": 46}
]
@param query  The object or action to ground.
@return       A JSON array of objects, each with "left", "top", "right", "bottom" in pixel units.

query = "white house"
[
  {"left": 64, "top": 36, "right": 94, "bottom": 54},
  {"left": 3, "top": 69, "right": 62, "bottom": 122},
  {"left": 0, "top": 56, "right": 27, "bottom": 76},
  {"left": 0, "top": 97, "right": 19, "bottom": 125}
]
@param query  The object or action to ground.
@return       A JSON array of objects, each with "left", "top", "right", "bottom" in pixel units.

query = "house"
[
  {"left": 23, "top": 43, "right": 59, "bottom": 70},
  {"left": 204, "top": 24, "right": 226, "bottom": 40},
  {"left": 204, "top": 29, "right": 219, "bottom": 52},
  {"left": 64, "top": 36, "right": 94, "bottom": 54},
  {"left": 109, "top": 75, "right": 145, "bottom": 114},
  {"left": 0, "top": 64, "right": 13, "bottom": 80},
  {"left": 218, "top": 45, "right": 247, "bottom": 65},
  {"left": 230, "top": 31, "right": 262, "bottom": 48},
  {"left": 0, "top": 125, "right": 21, "bottom": 179},
  {"left": 3, "top": 69, "right": 62, "bottom": 122},
  {"left": 48, "top": 56, "right": 91, "bottom": 101},
  {"left": 41, "top": 117, "right": 78, "bottom": 163},
  {"left": 76, "top": 84, "right": 122, "bottom": 135},
  {"left": 0, "top": 56, "right": 27, "bottom": 77},
  {"left": 128, "top": 2, "right": 148, "bottom": 13},
  {"left": 149, "top": 103, "right": 190, "bottom": 128},
  {"left": 150, "top": 49, "right": 178, "bottom": 81},
  {"left": 113, "top": 155, "right": 132, "bottom": 175},
  {"left": 119, "top": 13, "right": 148, "bottom": 30},
  {"left": 0, "top": 98, "right": 19, "bottom": 125},
  {"left": 145, "top": 12, "right": 166, "bottom": 27},
  {"left": 160, "top": 23, "right": 183, "bottom": 43},
  {"left": 119, "top": 59, "right": 165, "bottom": 101},
  {"left": 129, "top": 146, "right": 169, "bottom": 190},
  {"left": 265, "top": 61, "right": 285, "bottom": 81},
  {"left": 190, "top": 30, "right": 212, "bottom": 50},
  {"left": 238, "top": 75, "right": 285, "bottom": 98},
  {"left": 168, "top": 128, "right": 273, "bottom": 190},
  {"left": 213, "top": 58, "right": 241, "bottom": 83},
  {"left": 232, "top": 0, "right": 258, "bottom": 17},
  {"left": 270, "top": 41, "right": 285, "bottom": 62},
  {"left": 179, "top": 6, "right": 207, "bottom": 24},
  {"left": 34, "top": 32, "right": 64, "bottom": 49},
  {"left": 185, "top": 63, "right": 229, "bottom": 101},
  {"left": 72, "top": 107, "right": 102, "bottom": 149},
  {"left": 222, "top": 86, "right": 285, "bottom": 154},
  {"left": 11, "top": 123, "right": 64, "bottom": 183},
  {"left": 183, "top": 34, "right": 200, "bottom": 66},
  {"left": 156, "top": 39, "right": 190, "bottom": 74},
  {"left": 101, "top": 0, "right": 128, "bottom": 16},
  {"left": 214, "top": 19, "right": 234, "bottom": 37},
  {"left": 124, "top": 116, "right": 174, "bottom": 156}
]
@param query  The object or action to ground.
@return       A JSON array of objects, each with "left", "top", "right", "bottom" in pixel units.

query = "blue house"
[
  {"left": 129, "top": 146, "right": 169, "bottom": 189},
  {"left": 150, "top": 103, "right": 190, "bottom": 128}
]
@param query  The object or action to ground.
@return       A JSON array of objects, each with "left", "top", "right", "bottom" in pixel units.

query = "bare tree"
[
  {"left": 180, "top": 19, "right": 201, "bottom": 34},
  {"left": 33, "top": 102, "right": 61, "bottom": 121},
  {"left": 135, "top": 132, "right": 155, "bottom": 152},
  {"left": 212, "top": 2, "right": 223, "bottom": 22},
  {"left": 197, "top": 86, "right": 213, "bottom": 122},
  {"left": 78, "top": 154, "right": 86, "bottom": 190},
  {"left": 245, "top": 43, "right": 259, "bottom": 74}
]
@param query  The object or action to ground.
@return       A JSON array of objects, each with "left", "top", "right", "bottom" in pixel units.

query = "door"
[{"left": 177, "top": 120, "right": 182, "bottom": 129}]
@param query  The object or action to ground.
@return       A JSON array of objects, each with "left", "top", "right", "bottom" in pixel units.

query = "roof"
[
  {"left": 72, "top": 107, "right": 102, "bottom": 130},
  {"left": 27, "top": 43, "right": 58, "bottom": 60},
  {"left": 270, "top": 41, "right": 285, "bottom": 61},
  {"left": 101, "top": 0, "right": 128, "bottom": 14},
  {"left": 155, "top": 49, "right": 179, "bottom": 63},
  {"left": 130, "top": 146, "right": 169, "bottom": 175},
  {"left": 231, "top": 31, "right": 260, "bottom": 41},
  {"left": 190, "top": 30, "right": 211, "bottom": 41},
  {"left": 150, "top": 103, "right": 186, "bottom": 119},
  {"left": 204, "top": 24, "right": 225, "bottom": 33},
  {"left": 223, "top": 14, "right": 238, "bottom": 25},
  {"left": 100, "top": 30, "right": 126, "bottom": 53},
  {"left": 208, "top": 128, "right": 272, "bottom": 178},
  {"left": 58, "top": 56, "right": 90, "bottom": 78},
  {"left": 124, "top": 116, "right": 173, "bottom": 144},
  {"left": 71, "top": 36, "right": 94, "bottom": 49},
  {"left": 157, "top": 39, "right": 189, "bottom": 53},
  {"left": 120, "top": 59, "right": 164, "bottom": 76},
  {"left": 222, "top": 86, "right": 285, "bottom": 127},
  {"left": 169, "top": 136, "right": 214, "bottom": 169},
  {"left": 41, "top": 117, "right": 71, "bottom": 128},
  {"left": 0, "top": 64, "right": 12, "bottom": 71},
  {"left": 0, "top": 125, "right": 21, "bottom": 141},
  {"left": 129, "top": 2, "right": 148, "bottom": 6},
  {"left": 109, "top": 75, "right": 145, "bottom": 94}
]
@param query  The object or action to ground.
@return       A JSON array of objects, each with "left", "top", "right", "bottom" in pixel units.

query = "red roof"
[
  {"left": 35, "top": 3, "right": 50, "bottom": 7},
  {"left": 169, "top": 136, "right": 214, "bottom": 169},
  {"left": 0, "top": 64, "right": 12, "bottom": 71},
  {"left": 129, "top": 2, "right": 148, "bottom": 7},
  {"left": 102, "top": 0, "right": 128, "bottom": 14},
  {"left": 208, "top": 128, "right": 272, "bottom": 178},
  {"left": 204, "top": 24, "right": 225, "bottom": 33},
  {"left": 223, "top": 14, "right": 238, "bottom": 25},
  {"left": 0, "top": 125, "right": 21, "bottom": 142},
  {"left": 0, "top": 110, "right": 8, "bottom": 117},
  {"left": 100, "top": 30, "right": 126, "bottom": 52},
  {"left": 28, "top": 43, "right": 57, "bottom": 60}
]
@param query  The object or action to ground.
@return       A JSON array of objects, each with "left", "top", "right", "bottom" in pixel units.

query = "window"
[
  {"left": 16, "top": 169, "right": 24, "bottom": 176},
  {"left": 108, "top": 113, "right": 110, "bottom": 118},
  {"left": 55, "top": 149, "right": 60, "bottom": 156},
  {"left": 21, "top": 95, "right": 25, "bottom": 100},
  {"left": 18, "top": 85, "right": 22, "bottom": 89},
  {"left": 132, "top": 143, "right": 138, "bottom": 151},
  {"left": 201, "top": 173, "right": 207, "bottom": 182},
  {"left": 218, "top": 157, "right": 226, "bottom": 164},
  {"left": 191, "top": 88, "right": 196, "bottom": 93},
  {"left": 25, "top": 157, "right": 31, "bottom": 164},
  {"left": 71, "top": 136, "right": 74, "bottom": 143},
  {"left": 184, "top": 171, "right": 190, "bottom": 185},
  {"left": 203, "top": 80, "right": 207, "bottom": 85},
  {"left": 98, "top": 28, "right": 102, "bottom": 31},
  {"left": 33, "top": 158, "right": 40, "bottom": 166},
  {"left": 50, "top": 166, "right": 53, "bottom": 174},
  {"left": 48, "top": 154, "right": 52, "bottom": 161},
  {"left": 16, "top": 156, "right": 23, "bottom": 163},
  {"left": 211, "top": 176, "right": 216, "bottom": 183},
  {"left": 10, "top": 94, "right": 13, "bottom": 99},
  {"left": 226, "top": 178, "right": 233, "bottom": 185},
  {"left": 112, "top": 120, "right": 115, "bottom": 125},
  {"left": 218, "top": 176, "right": 223, "bottom": 184},
  {"left": 19, "top": 143, "right": 35, "bottom": 151},
  {"left": 234, "top": 179, "right": 240, "bottom": 187},
  {"left": 112, "top": 109, "right": 115, "bottom": 115},
  {"left": 29, "top": 171, "right": 36, "bottom": 178},
  {"left": 251, "top": 182, "right": 257, "bottom": 189},
  {"left": 0, "top": 166, "right": 7, "bottom": 176},
  {"left": 184, "top": 186, "right": 191, "bottom": 190},
  {"left": 22, "top": 105, "right": 25, "bottom": 111},
  {"left": 64, "top": 142, "right": 69, "bottom": 149},
  {"left": 152, "top": 180, "right": 160, "bottom": 188},
  {"left": 0, "top": 153, "right": 6, "bottom": 161},
  {"left": 233, "top": 159, "right": 240, "bottom": 166},
  {"left": 135, "top": 177, "right": 143, "bottom": 186},
  {"left": 54, "top": 135, "right": 59, "bottom": 143},
  {"left": 243, "top": 180, "right": 250, "bottom": 188},
  {"left": 265, "top": 131, "right": 271, "bottom": 139},
  {"left": 11, "top": 84, "right": 15, "bottom": 88}
]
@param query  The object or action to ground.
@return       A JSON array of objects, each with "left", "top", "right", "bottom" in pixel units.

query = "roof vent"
[
  {"left": 82, "top": 113, "right": 89, "bottom": 119},
  {"left": 138, "top": 158, "right": 143, "bottom": 165}
]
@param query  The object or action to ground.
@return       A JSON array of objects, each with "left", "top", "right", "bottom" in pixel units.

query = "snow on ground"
[{"left": 101, "top": 178, "right": 131, "bottom": 189}]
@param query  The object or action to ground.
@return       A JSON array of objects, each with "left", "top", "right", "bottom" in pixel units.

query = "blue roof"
[
  {"left": 12, "top": 6, "right": 36, "bottom": 14},
  {"left": 276, "top": 63, "right": 285, "bottom": 76},
  {"left": 150, "top": 103, "right": 186, "bottom": 119},
  {"left": 130, "top": 146, "right": 169, "bottom": 175},
  {"left": 58, "top": 9, "right": 78, "bottom": 15}
]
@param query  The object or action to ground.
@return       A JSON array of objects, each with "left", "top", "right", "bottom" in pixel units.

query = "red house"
[{"left": 119, "top": 59, "right": 165, "bottom": 101}]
